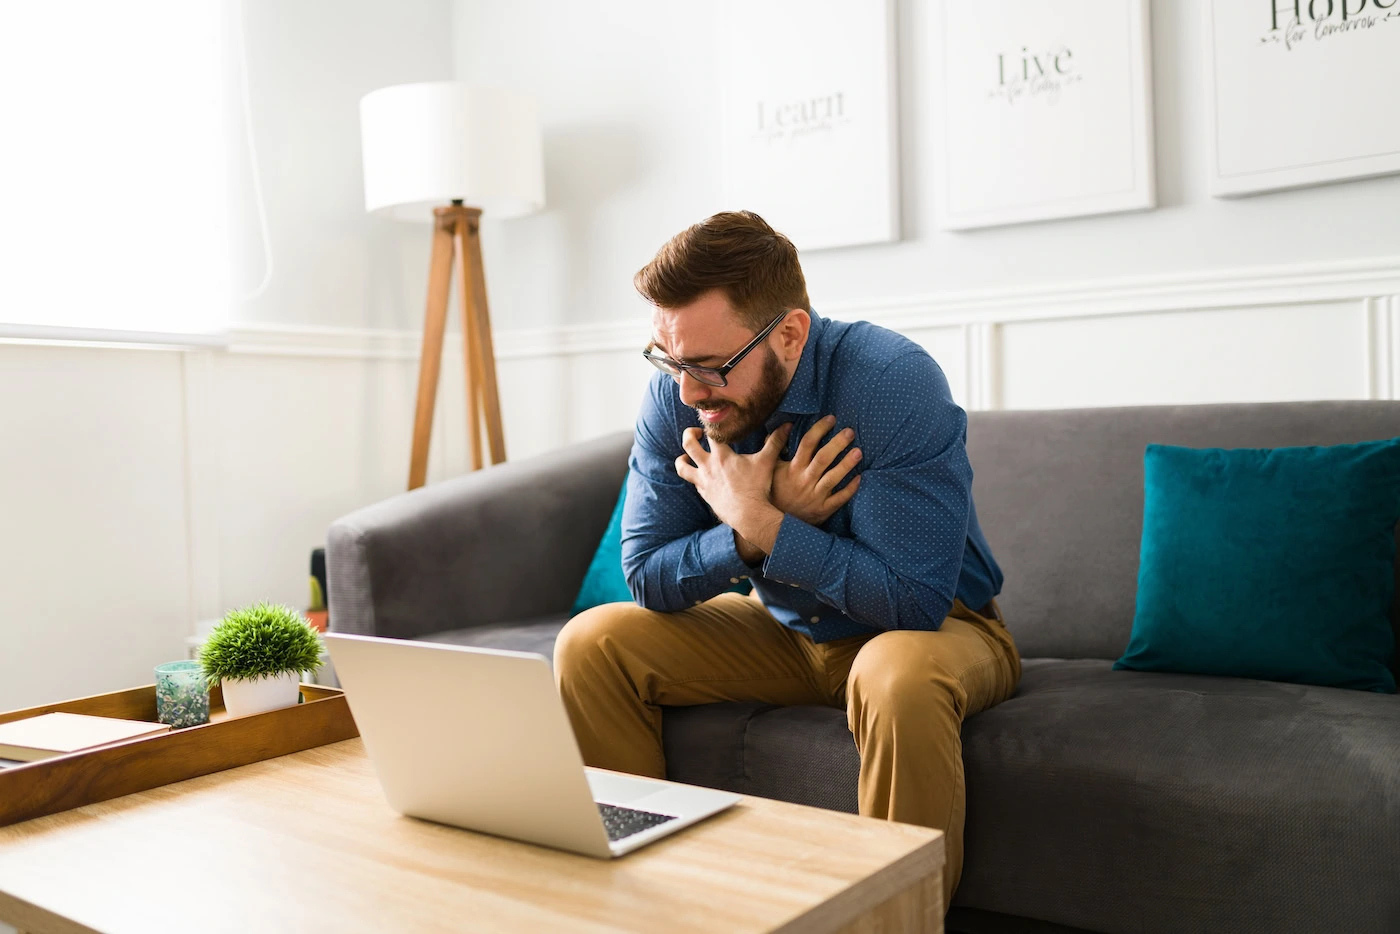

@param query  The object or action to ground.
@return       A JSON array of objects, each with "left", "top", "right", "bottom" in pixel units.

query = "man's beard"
[{"left": 694, "top": 348, "right": 788, "bottom": 445}]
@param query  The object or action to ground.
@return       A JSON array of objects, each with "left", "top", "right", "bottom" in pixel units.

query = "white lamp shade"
[{"left": 359, "top": 81, "right": 545, "bottom": 221}]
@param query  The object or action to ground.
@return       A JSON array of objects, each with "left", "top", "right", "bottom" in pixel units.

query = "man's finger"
[
  {"left": 681, "top": 427, "right": 708, "bottom": 462},
  {"left": 795, "top": 415, "right": 837, "bottom": 466},
  {"left": 674, "top": 455, "right": 697, "bottom": 484},
  {"left": 760, "top": 423, "right": 792, "bottom": 462},
  {"left": 827, "top": 473, "right": 861, "bottom": 510},
  {"left": 812, "top": 428, "right": 855, "bottom": 475},
  {"left": 815, "top": 447, "right": 862, "bottom": 495}
]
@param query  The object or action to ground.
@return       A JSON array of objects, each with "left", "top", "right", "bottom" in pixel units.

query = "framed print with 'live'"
[
  {"left": 933, "top": 0, "right": 1155, "bottom": 230},
  {"left": 1206, "top": 0, "right": 1400, "bottom": 198},
  {"left": 720, "top": 0, "right": 898, "bottom": 252}
]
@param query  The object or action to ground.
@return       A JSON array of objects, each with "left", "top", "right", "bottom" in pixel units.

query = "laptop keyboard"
[{"left": 597, "top": 802, "right": 678, "bottom": 842}]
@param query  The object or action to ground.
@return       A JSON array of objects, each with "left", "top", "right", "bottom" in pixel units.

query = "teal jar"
[{"left": 154, "top": 661, "right": 210, "bottom": 728}]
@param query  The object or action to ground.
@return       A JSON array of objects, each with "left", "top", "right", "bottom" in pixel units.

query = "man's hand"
[
  {"left": 771, "top": 415, "right": 862, "bottom": 527},
  {"left": 675, "top": 427, "right": 785, "bottom": 555}
]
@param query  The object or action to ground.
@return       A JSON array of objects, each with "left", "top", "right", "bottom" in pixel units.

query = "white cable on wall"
[{"left": 233, "top": 0, "right": 274, "bottom": 303}]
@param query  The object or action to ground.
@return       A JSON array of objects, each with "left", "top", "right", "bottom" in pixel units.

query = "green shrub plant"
[{"left": 199, "top": 602, "right": 323, "bottom": 684}]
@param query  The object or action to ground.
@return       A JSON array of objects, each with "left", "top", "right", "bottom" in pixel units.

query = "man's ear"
[{"left": 775, "top": 309, "right": 811, "bottom": 365}]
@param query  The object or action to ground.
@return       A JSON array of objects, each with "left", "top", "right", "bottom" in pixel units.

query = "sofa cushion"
[
  {"left": 664, "top": 660, "right": 1400, "bottom": 934},
  {"left": 421, "top": 614, "right": 569, "bottom": 659},
  {"left": 958, "top": 659, "right": 1400, "bottom": 933},
  {"left": 965, "top": 402, "right": 1400, "bottom": 675},
  {"left": 1117, "top": 439, "right": 1400, "bottom": 693},
  {"left": 570, "top": 478, "right": 632, "bottom": 615}
]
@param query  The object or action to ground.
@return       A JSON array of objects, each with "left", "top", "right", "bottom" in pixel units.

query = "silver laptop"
[{"left": 323, "top": 632, "right": 740, "bottom": 857}]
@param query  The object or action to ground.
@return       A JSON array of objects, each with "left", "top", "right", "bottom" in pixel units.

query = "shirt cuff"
[
  {"left": 695, "top": 523, "right": 755, "bottom": 590},
  {"left": 761, "top": 514, "right": 835, "bottom": 591}
]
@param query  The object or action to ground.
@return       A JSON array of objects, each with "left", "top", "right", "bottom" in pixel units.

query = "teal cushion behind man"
[
  {"left": 570, "top": 479, "right": 634, "bottom": 615},
  {"left": 1115, "top": 439, "right": 1400, "bottom": 693}
]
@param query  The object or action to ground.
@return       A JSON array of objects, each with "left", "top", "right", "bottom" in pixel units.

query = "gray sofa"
[{"left": 327, "top": 400, "right": 1400, "bottom": 934}]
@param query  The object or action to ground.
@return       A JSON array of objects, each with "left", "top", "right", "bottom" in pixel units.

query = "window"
[{"left": 0, "top": 1, "right": 233, "bottom": 335}]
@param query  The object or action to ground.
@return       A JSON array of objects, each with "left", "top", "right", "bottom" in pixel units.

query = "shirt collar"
[{"left": 765, "top": 308, "right": 825, "bottom": 429}]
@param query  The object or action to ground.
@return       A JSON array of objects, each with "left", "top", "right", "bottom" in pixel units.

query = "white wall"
[
  {"left": 0, "top": 0, "right": 460, "bottom": 711},
  {"left": 3, "top": 0, "right": 1400, "bottom": 718},
  {"left": 232, "top": 0, "right": 454, "bottom": 332},
  {"left": 0, "top": 345, "right": 191, "bottom": 711},
  {"left": 452, "top": 0, "right": 1400, "bottom": 331}
]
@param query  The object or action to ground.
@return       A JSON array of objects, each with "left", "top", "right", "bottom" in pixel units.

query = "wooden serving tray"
[{"left": 0, "top": 682, "right": 359, "bottom": 827}]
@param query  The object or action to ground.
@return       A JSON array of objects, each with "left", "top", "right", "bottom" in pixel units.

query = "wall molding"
[
  {"left": 0, "top": 325, "right": 223, "bottom": 352},
  {"left": 1367, "top": 295, "right": 1400, "bottom": 402},
  {"left": 826, "top": 254, "right": 1400, "bottom": 330},
  {"left": 226, "top": 253, "right": 1400, "bottom": 361},
  {"left": 962, "top": 323, "right": 998, "bottom": 411},
  {"left": 222, "top": 319, "right": 653, "bottom": 360},
  {"left": 5, "top": 255, "right": 1399, "bottom": 365},
  {"left": 223, "top": 323, "right": 423, "bottom": 360}
]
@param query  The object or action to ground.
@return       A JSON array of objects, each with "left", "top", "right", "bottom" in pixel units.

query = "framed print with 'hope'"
[{"left": 1206, "top": 0, "right": 1400, "bottom": 197}]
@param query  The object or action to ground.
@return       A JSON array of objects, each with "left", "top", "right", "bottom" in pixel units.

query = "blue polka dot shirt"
[{"left": 621, "top": 308, "right": 1004, "bottom": 642}]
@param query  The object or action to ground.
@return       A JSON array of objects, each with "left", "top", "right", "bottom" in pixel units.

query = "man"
[{"left": 554, "top": 211, "right": 1021, "bottom": 906}]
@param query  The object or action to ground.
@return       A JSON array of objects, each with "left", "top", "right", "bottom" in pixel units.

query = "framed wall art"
[
  {"left": 720, "top": 0, "right": 899, "bottom": 251},
  {"left": 933, "top": 0, "right": 1155, "bottom": 230},
  {"left": 1206, "top": 0, "right": 1400, "bottom": 197}
]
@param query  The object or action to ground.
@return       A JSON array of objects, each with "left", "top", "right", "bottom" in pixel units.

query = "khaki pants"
[{"left": 554, "top": 591, "right": 1022, "bottom": 907}]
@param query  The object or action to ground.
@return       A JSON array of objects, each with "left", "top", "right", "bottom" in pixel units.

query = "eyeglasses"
[{"left": 641, "top": 310, "right": 788, "bottom": 388}]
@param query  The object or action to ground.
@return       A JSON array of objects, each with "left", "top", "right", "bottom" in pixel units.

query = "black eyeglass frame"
[{"left": 641, "top": 309, "right": 789, "bottom": 388}]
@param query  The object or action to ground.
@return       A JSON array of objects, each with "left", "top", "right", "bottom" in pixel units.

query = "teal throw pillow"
[
  {"left": 1115, "top": 439, "right": 1400, "bottom": 693},
  {"left": 569, "top": 474, "right": 754, "bottom": 616},
  {"left": 570, "top": 478, "right": 633, "bottom": 615}
]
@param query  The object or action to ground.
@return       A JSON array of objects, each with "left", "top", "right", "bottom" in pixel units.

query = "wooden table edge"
[
  {"left": 770, "top": 831, "right": 945, "bottom": 934},
  {"left": 0, "top": 888, "right": 99, "bottom": 934}
]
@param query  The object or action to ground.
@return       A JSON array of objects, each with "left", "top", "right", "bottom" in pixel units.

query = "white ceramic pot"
[{"left": 221, "top": 670, "right": 301, "bottom": 717}]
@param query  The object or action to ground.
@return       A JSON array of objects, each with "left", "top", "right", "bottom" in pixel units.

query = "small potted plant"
[{"left": 199, "top": 602, "right": 324, "bottom": 716}]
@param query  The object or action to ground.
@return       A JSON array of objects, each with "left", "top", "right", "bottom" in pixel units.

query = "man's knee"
[
  {"left": 848, "top": 631, "right": 966, "bottom": 720},
  {"left": 553, "top": 602, "right": 649, "bottom": 675}
]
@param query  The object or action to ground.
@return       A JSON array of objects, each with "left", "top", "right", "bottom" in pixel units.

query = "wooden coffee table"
[{"left": 0, "top": 738, "right": 944, "bottom": 933}]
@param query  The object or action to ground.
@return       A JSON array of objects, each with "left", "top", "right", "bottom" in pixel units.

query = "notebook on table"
[{"left": 0, "top": 712, "right": 170, "bottom": 762}]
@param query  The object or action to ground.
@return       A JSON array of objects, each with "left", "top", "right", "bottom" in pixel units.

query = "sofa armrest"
[{"left": 327, "top": 431, "right": 632, "bottom": 641}]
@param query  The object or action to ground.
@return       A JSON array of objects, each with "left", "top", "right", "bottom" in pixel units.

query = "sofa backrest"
[{"left": 965, "top": 400, "right": 1400, "bottom": 671}]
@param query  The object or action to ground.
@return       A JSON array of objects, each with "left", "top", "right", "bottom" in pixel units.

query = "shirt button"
[
  {"left": 790, "top": 583, "right": 800, "bottom": 588},
  {"left": 729, "top": 577, "right": 739, "bottom": 584},
  {"left": 740, "top": 575, "right": 749, "bottom": 580},
  {"left": 694, "top": 600, "right": 703, "bottom": 606},
  {"left": 810, "top": 616, "right": 820, "bottom": 624}
]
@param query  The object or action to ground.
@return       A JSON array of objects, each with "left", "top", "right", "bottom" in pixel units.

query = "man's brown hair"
[{"left": 634, "top": 211, "right": 811, "bottom": 330}]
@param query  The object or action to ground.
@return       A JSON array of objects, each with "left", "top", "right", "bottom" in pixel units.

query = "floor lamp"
[{"left": 359, "top": 82, "right": 545, "bottom": 489}]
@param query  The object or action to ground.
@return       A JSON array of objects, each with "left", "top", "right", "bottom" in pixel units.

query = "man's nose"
[{"left": 677, "top": 371, "right": 712, "bottom": 407}]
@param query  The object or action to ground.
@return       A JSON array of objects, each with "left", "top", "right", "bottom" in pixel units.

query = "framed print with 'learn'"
[
  {"left": 1206, "top": 0, "right": 1400, "bottom": 198},
  {"left": 720, "top": 0, "right": 899, "bottom": 252},
  {"left": 933, "top": 0, "right": 1155, "bottom": 230}
]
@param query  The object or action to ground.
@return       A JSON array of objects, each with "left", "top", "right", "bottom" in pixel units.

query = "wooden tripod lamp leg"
[
  {"left": 407, "top": 215, "right": 457, "bottom": 490},
  {"left": 459, "top": 210, "right": 507, "bottom": 464},
  {"left": 453, "top": 216, "right": 485, "bottom": 472}
]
